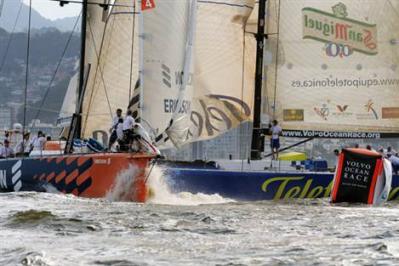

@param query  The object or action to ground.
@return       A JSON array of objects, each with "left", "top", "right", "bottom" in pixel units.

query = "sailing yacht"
[
  {"left": 160, "top": 0, "right": 399, "bottom": 202},
  {"left": 0, "top": 0, "right": 164, "bottom": 202},
  {"left": 2, "top": 0, "right": 398, "bottom": 203}
]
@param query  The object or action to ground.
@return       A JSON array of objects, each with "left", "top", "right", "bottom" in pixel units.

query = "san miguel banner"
[
  {"left": 303, "top": 3, "right": 378, "bottom": 55},
  {"left": 265, "top": 0, "right": 399, "bottom": 137}
]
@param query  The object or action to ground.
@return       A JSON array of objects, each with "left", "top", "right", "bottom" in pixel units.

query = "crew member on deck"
[
  {"left": 269, "top": 120, "right": 282, "bottom": 160},
  {"left": 123, "top": 110, "right": 136, "bottom": 150},
  {"left": 116, "top": 118, "right": 124, "bottom": 150},
  {"left": 387, "top": 146, "right": 398, "bottom": 156},
  {"left": 387, "top": 152, "right": 399, "bottom": 174},
  {"left": 0, "top": 139, "right": 15, "bottom": 158},
  {"left": 31, "top": 131, "right": 46, "bottom": 153},
  {"left": 15, "top": 132, "right": 31, "bottom": 156},
  {"left": 109, "top": 108, "right": 122, "bottom": 150},
  {"left": 1, "top": 130, "right": 10, "bottom": 146}
]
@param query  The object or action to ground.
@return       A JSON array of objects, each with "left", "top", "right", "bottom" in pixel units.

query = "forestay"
[{"left": 264, "top": 0, "right": 399, "bottom": 139}]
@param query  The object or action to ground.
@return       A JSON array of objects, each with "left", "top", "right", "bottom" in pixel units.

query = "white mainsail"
[
  {"left": 81, "top": 0, "right": 139, "bottom": 144},
  {"left": 265, "top": 0, "right": 399, "bottom": 137},
  {"left": 188, "top": 0, "right": 256, "bottom": 141}
]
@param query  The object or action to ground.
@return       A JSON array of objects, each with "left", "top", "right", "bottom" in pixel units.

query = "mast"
[
  {"left": 64, "top": 0, "right": 88, "bottom": 153},
  {"left": 22, "top": 0, "right": 32, "bottom": 154},
  {"left": 0, "top": 0, "right": 4, "bottom": 17},
  {"left": 250, "top": 0, "right": 266, "bottom": 160},
  {"left": 138, "top": 0, "right": 144, "bottom": 121},
  {"left": 76, "top": 0, "right": 88, "bottom": 139}
]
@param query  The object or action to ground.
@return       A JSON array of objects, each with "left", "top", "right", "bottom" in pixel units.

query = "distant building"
[{"left": 27, "top": 119, "right": 61, "bottom": 138}]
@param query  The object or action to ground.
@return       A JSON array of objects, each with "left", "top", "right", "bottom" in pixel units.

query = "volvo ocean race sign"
[
  {"left": 302, "top": 3, "right": 378, "bottom": 56},
  {"left": 331, "top": 148, "right": 391, "bottom": 204}
]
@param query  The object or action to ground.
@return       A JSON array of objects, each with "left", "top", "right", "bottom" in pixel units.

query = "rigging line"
[
  {"left": 50, "top": 0, "right": 135, "bottom": 8},
  {"left": 262, "top": 2, "right": 271, "bottom": 128},
  {"left": 144, "top": 158, "right": 157, "bottom": 184},
  {"left": 128, "top": 0, "right": 137, "bottom": 105},
  {"left": 240, "top": 26, "right": 247, "bottom": 170},
  {"left": 263, "top": 137, "right": 314, "bottom": 158},
  {"left": 197, "top": 0, "right": 253, "bottom": 10},
  {"left": 269, "top": 0, "right": 279, "bottom": 30},
  {"left": 387, "top": 0, "right": 399, "bottom": 18},
  {"left": 22, "top": 0, "right": 32, "bottom": 153},
  {"left": 0, "top": 0, "right": 4, "bottom": 17},
  {"left": 111, "top": 11, "right": 137, "bottom": 15},
  {"left": 0, "top": 2, "right": 23, "bottom": 74},
  {"left": 103, "top": 0, "right": 112, "bottom": 23},
  {"left": 271, "top": 0, "right": 281, "bottom": 120},
  {"left": 81, "top": 10, "right": 113, "bottom": 134},
  {"left": 32, "top": 12, "right": 82, "bottom": 128},
  {"left": 87, "top": 12, "right": 114, "bottom": 120}
]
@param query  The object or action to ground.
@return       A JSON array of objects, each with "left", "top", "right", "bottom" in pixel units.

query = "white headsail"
[
  {"left": 81, "top": 0, "right": 139, "bottom": 144},
  {"left": 57, "top": 69, "right": 78, "bottom": 128},
  {"left": 139, "top": 0, "right": 195, "bottom": 148}
]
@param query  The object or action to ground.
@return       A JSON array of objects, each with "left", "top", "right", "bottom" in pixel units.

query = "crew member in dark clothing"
[{"left": 109, "top": 108, "right": 123, "bottom": 149}]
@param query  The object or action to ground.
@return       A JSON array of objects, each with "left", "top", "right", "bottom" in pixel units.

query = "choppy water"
[{"left": 1, "top": 168, "right": 399, "bottom": 265}]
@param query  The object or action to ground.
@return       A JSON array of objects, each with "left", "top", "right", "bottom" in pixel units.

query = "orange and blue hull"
[
  {"left": 3, "top": 155, "right": 399, "bottom": 202},
  {"left": 0, "top": 153, "right": 154, "bottom": 202}
]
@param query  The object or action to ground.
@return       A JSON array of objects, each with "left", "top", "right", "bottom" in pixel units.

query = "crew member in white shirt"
[
  {"left": 116, "top": 118, "right": 124, "bottom": 142},
  {"left": 31, "top": 131, "right": 46, "bottom": 152},
  {"left": 112, "top": 118, "right": 124, "bottom": 151},
  {"left": 0, "top": 139, "right": 15, "bottom": 158},
  {"left": 269, "top": 120, "right": 282, "bottom": 160},
  {"left": 123, "top": 110, "right": 136, "bottom": 149},
  {"left": 15, "top": 132, "right": 31, "bottom": 156},
  {"left": 123, "top": 110, "right": 135, "bottom": 130}
]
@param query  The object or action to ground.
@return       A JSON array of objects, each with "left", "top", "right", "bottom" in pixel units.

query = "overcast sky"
[{"left": 23, "top": 0, "right": 81, "bottom": 20}]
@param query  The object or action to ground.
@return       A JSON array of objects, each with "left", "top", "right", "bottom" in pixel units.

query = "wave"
[{"left": 146, "top": 165, "right": 234, "bottom": 206}]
